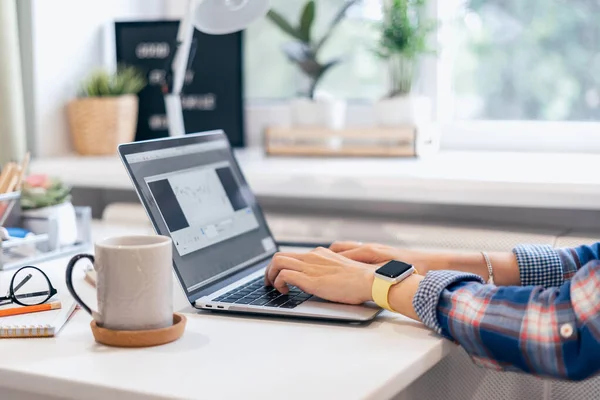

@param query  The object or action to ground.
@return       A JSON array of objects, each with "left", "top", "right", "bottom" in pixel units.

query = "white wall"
[
  {"left": 21, "top": 0, "right": 374, "bottom": 154},
  {"left": 0, "top": 0, "right": 28, "bottom": 164},
  {"left": 163, "top": 0, "right": 188, "bottom": 18},
  {"left": 24, "top": 0, "right": 166, "bottom": 157}
]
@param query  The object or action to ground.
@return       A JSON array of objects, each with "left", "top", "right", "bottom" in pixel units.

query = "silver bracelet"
[{"left": 481, "top": 251, "right": 494, "bottom": 285}]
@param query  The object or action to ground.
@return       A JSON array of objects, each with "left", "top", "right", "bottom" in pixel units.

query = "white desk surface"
[
  {"left": 30, "top": 149, "right": 600, "bottom": 211},
  {"left": 0, "top": 243, "right": 454, "bottom": 400}
]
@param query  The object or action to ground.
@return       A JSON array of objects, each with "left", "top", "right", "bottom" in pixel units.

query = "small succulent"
[
  {"left": 20, "top": 175, "right": 71, "bottom": 210},
  {"left": 78, "top": 65, "right": 146, "bottom": 98},
  {"left": 267, "top": 0, "right": 360, "bottom": 99}
]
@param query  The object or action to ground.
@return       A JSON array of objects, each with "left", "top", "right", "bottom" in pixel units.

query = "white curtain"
[{"left": 0, "top": 0, "right": 27, "bottom": 165}]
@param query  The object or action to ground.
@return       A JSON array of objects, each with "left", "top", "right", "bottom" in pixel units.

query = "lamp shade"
[{"left": 192, "top": 0, "right": 270, "bottom": 35}]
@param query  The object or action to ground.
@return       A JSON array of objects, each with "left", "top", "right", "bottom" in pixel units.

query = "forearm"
[
  {"left": 418, "top": 242, "right": 600, "bottom": 288},
  {"left": 386, "top": 274, "right": 424, "bottom": 321},
  {"left": 380, "top": 252, "right": 520, "bottom": 321},
  {"left": 414, "top": 251, "right": 520, "bottom": 286},
  {"left": 404, "top": 261, "right": 600, "bottom": 381},
  {"left": 383, "top": 254, "right": 519, "bottom": 322}
]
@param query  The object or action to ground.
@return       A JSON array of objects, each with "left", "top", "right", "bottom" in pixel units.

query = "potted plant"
[
  {"left": 67, "top": 65, "right": 146, "bottom": 155},
  {"left": 267, "top": 0, "right": 359, "bottom": 129},
  {"left": 20, "top": 175, "right": 77, "bottom": 246},
  {"left": 374, "top": 0, "right": 437, "bottom": 126}
]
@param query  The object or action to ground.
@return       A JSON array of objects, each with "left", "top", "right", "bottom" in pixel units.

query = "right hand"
[
  {"left": 263, "top": 246, "right": 377, "bottom": 305},
  {"left": 329, "top": 241, "right": 413, "bottom": 265}
]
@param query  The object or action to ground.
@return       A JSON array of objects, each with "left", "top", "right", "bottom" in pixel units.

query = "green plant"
[
  {"left": 20, "top": 175, "right": 71, "bottom": 210},
  {"left": 267, "top": 0, "right": 359, "bottom": 99},
  {"left": 375, "top": 0, "right": 437, "bottom": 97},
  {"left": 78, "top": 65, "right": 146, "bottom": 97}
]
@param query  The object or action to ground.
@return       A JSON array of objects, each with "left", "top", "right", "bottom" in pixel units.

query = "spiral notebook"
[{"left": 0, "top": 296, "right": 77, "bottom": 338}]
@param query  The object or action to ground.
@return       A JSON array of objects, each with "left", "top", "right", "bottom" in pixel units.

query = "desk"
[{"left": 0, "top": 244, "right": 453, "bottom": 400}]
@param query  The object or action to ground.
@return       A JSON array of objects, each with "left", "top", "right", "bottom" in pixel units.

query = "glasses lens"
[{"left": 11, "top": 267, "right": 52, "bottom": 306}]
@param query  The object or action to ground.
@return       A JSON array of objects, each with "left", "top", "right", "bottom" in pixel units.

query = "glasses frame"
[{"left": 0, "top": 265, "right": 57, "bottom": 307}]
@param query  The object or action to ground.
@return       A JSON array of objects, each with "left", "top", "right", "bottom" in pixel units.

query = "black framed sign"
[{"left": 114, "top": 21, "right": 245, "bottom": 147}]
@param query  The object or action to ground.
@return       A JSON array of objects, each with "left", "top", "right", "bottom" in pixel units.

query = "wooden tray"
[
  {"left": 91, "top": 313, "right": 186, "bottom": 348},
  {"left": 264, "top": 126, "right": 439, "bottom": 157}
]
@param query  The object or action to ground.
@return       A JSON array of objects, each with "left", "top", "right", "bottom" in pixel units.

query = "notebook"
[{"left": 0, "top": 295, "right": 78, "bottom": 338}]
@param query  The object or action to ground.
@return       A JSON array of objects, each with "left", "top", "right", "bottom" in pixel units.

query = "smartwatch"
[{"left": 372, "top": 260, "right": 416, "bottom": 312}]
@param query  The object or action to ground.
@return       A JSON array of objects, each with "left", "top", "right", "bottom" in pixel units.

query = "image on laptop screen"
[
  {"left": 122, "top": 135, "right": 276, "bottom": 297},
  {"left": 145, "top": 163, "right": 260, "bottom": 256}
]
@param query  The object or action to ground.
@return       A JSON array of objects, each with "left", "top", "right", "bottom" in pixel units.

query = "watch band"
[
  {"left": 372, "top": 277, "right": 395, "bottom": 312},
  {"left": 372, "top": 266, "right": 419, "bottom": 312}
]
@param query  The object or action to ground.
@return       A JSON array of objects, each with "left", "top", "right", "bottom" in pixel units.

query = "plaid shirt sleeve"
[
  {"left": 514, "top": 242, "right": 600, "bottom": 287},
  {"left": 413, "top": 257, "right": 600, "bottom": 381}
]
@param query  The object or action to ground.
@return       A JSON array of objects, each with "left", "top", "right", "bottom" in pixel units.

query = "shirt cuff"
[
  {"left": 512, "top": 244, "right": 563, "bottom": 287},
  {"left": 556, "top": 248, "right": 580, "bottom": 281},
  {"left": 413, "top": 270, "right": 485, "bottom": 335}
]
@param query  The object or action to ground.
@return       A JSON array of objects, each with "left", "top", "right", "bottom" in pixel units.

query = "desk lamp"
[{"left": 164, "top": 0, "right": 270, "bottom": 137}]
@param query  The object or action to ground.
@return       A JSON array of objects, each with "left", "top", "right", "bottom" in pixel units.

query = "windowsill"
[
  {"left": 29, "top": 148, "right": 600, "bottom": 211},
  {"left": 244, "top": 103, "right": 600, "bottom": 153}
]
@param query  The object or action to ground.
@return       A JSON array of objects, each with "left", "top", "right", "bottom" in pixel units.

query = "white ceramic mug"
[{"left": 66, "top": 235, "right": 173, "bottom": 331}]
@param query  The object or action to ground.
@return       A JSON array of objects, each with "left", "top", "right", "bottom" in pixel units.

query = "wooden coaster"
[{"left": 90, "top": 313, "right": 187, "bottom": 348}]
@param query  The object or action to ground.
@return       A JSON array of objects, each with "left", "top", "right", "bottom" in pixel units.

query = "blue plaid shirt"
[{"left": 413, "top": 242, "right": 600, "bottom": 381}]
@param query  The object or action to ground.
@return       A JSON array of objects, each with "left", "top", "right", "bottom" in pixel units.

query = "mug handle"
[{"left": 65, "top": 254, "right": 95, "bottom": 316}]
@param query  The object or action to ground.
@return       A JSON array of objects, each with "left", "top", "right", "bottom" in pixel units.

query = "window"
[
  {"left": 243, "top": 0, "right": 600, "bottom": 152},
  {"left": 439, "top": 0, "right": 600, "bottom": 122},
  {"left": 244, "top": 0, "right": 386, "bottom": 100}
]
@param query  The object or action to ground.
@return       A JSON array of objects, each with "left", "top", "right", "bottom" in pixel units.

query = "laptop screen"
[{"left": 120, "top": 132, "right": 277, "bottom": 299}]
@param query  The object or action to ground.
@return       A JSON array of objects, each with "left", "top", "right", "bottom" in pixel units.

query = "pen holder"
[
  {"left": 0, "top": 191, "right": 20, "bottom": 227},
  {"left": 1, "top": 206, "right": 92, "bottom": 271}
]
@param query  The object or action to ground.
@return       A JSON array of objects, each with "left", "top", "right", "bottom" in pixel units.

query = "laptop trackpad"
[{"left": 301, "top": 296, "right": 381, "bottom": 318}]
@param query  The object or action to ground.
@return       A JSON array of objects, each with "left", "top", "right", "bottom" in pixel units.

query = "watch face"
[{"left": 376, "top": 260, "right": 413, "bottom": 279}]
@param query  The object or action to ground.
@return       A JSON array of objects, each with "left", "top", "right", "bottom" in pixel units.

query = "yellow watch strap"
[
  {"left": 372, "top": 267, "right": 419, "bottom": 313},
  {"left": 372, "top": 277, "right": 394, "bottom": 312}
]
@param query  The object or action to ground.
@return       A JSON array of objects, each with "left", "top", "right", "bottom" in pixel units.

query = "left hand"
[
  {"left": 329, "top": 241, "right": 426, "bottom": 269},
  {"left": 329, "top": 241, "right": 405, "bottom": 265},
  {"left": 264, "top": 247, "right": 377, "bottom": 305}
]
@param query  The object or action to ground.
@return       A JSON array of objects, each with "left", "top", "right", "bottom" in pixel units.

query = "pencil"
[
  {"left": 16, "top": 151, "right": 30, "bottom": 190},
  {"left": 5, "top": 174, "right": 19, "bottom": 194},
  {"left": 0, "top": 165, "right": 6, "bottom": 189},
  {"left": 0, "top": 162, "right": 16, "bottom": 194},
  {"left": 0, "top": 301, "right": 62, "bottom": 318}
]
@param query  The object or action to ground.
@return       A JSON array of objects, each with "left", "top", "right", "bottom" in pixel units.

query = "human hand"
[
  {"left": 329, "top": 241, "right": 409, "bottom": 265},
  {"left": 264, "top": 247, "right": 377, "bottom": 305}
]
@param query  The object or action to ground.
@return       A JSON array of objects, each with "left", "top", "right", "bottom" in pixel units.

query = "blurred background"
[{"left": 0, "top": 1, "right": 599, "bottom": 398}]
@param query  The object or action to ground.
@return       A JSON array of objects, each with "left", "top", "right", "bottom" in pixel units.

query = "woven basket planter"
[{"left": 67, "top": 95, "right": 138, "bottom": 155}]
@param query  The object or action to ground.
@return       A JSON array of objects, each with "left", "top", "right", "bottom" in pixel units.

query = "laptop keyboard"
[{"left": 212, "top": 277, "right": 312, "bottom": 309}]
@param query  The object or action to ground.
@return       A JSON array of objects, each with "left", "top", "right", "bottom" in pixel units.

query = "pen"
[
  {"left": 0, "top": 301, "right": 62, "bottom": 318},
  {"left": 12, "top": 273, "right": 32, "bottom": 293}
]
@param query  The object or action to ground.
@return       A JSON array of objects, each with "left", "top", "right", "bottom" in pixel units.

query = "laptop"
[{"left": 118, "top": 130, "right": 381, "bottom": 322}]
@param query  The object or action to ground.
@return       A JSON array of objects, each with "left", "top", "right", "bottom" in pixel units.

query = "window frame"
[
  {"left": 245, "top": 101, "right": 600, "bottom": 153},
  {"left": 440, "top": 121, "right": 600, "bottom": 153},
  {"left": 428, "top": 0, "right": 600, "bottom": 154},
  {"left": 244, "top": 0, "right": 600, "bottom": 155}
]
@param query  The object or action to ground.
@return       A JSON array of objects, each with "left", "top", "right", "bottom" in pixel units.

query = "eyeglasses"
[{"left": 0, "top": 266, "right": 57, "bottom": 307}]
